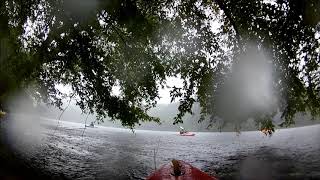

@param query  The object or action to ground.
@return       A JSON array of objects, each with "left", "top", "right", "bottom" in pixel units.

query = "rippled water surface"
[{"left": 2, "top": 116, "right": 320, "bottom": 179}]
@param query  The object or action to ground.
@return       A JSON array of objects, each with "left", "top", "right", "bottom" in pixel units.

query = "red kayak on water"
[
  {"left": 178, "top": 126, "right": 195, "bottom": 136},
  {"left": 179, "top": 132, "right": 195, "bottom": 136},
  {"left": 146, "top": 160, "right": 219, "bottom": 180}
]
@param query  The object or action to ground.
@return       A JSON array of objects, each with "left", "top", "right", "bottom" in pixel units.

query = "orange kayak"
[{"left": 146, "top": 160, "right": 218, "bottom": 180}]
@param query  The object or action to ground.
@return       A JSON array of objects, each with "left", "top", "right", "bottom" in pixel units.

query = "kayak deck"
[{"left": 146, "top": 160, "right": 218, "bottom": 180}]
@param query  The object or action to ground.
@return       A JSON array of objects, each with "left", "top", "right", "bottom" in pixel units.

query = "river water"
[{"left": 1, "top": 115, "right": 320, "bottom": 179}]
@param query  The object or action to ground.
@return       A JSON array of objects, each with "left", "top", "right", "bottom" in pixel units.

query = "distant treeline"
[{"left": 34, "top": 101, "right": 319, "bottom": 132}]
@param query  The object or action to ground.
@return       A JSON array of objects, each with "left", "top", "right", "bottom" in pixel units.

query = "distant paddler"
[
  {"left": 179, "top": 126, "right": 195, "bottom": 136},
  {"left": 85, "top": 121, "right": 95, "bottom": 128},
  {"left": 179, "top": 126, "right": 186, "bottom": 134},
  {"left": 261, "top": 128, "right": 273, "bottom": 136}
]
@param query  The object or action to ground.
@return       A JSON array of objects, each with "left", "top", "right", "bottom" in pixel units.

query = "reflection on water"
[{"left": 2, "top": 116, "right": 320, "bottom": 179}]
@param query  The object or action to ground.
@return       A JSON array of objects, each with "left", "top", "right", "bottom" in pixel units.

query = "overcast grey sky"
[{"left": 56, "top": 76, "right": 184, "bottom": 105}]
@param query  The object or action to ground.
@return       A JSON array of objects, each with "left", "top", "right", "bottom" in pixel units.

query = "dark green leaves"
[{"left": 0, "top": 0, "right": 319, "bottom": 132}]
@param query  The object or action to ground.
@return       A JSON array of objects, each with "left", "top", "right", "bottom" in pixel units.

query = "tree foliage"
[{"left": 0, "top": 0, "right": 319, "bottom": 130}]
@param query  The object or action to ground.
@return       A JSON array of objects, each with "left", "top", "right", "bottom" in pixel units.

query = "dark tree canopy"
[{"left": 0, "top": 0, "right": 319, "bottom": 131}]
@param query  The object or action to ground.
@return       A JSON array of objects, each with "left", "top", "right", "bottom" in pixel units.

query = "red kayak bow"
[{"left": 146, "top": 160, "right": 218, "bottom": 180}]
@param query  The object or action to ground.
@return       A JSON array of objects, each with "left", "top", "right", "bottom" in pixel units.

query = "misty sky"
[{"left": 56, "top": 76, "right": 184, "bottom": 105}]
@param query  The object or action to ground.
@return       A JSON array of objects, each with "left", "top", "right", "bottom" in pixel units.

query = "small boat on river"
[
  {"left": 85, "top": 122, "right": 95, "bottom": 128},
  {"left": 179, "top": 126, "right": 195, "bottom": 136},
  {"left": 179, "top": 132, "right": 195, "bottom": 136}
]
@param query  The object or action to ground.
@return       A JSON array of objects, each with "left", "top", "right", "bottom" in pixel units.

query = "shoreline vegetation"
[
  {"left": 2, "top": 109, "right": 320, "bottom": 133},
  {"left": 26, "top": 102, "right": 319, "bottom": 133}
]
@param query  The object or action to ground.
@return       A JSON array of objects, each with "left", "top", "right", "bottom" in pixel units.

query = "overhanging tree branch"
[{"left": 214, "top": 0, "right": 241, "bottom": 43}]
